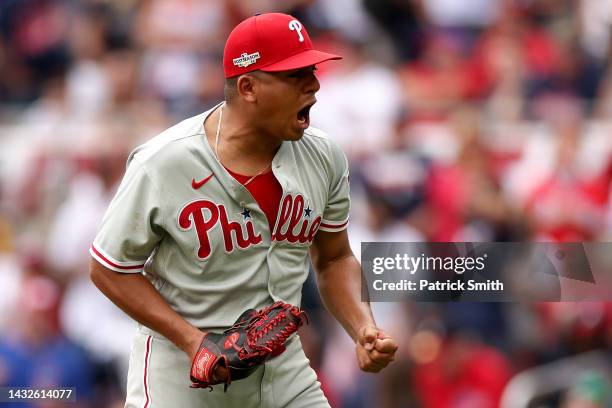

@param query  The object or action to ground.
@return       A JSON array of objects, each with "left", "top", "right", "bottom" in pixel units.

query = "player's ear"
[{"left": 236, "top": 74, "right": 258, "bottom": 103}]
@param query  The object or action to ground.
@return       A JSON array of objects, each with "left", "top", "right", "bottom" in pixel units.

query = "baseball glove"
[{"left": 190, "top": 301, "right": 308, "bottom": 391}]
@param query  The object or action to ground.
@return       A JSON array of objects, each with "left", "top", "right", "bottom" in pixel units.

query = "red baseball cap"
[{"left": 223, "top": 13, "right": 342, "bottom": 78}]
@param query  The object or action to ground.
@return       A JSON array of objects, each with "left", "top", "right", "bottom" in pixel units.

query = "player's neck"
[
  {"left": 205, "top": 103, "right": 279, "bottom": 175},
  {"left": 223, "top": 104, "right": 281, "bottom": 156}
]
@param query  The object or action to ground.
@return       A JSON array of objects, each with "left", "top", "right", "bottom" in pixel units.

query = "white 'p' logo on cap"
[{"left": 288, "top": 20, "right": 304, "bottom": 42}]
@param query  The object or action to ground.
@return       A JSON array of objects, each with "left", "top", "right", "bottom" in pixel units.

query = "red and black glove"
[{"left": 190, "top": 301, "right": 308, "bottom": 391}]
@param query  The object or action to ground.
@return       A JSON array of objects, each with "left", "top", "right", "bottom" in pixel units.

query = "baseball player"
[{"left": 89, "top": 12, "right": 397, "bottom": 408}]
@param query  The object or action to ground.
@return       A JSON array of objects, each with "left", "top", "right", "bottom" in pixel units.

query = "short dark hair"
[
  {"left": 224, "top": 71, "right": 269, "bottom": 102},
  {"left": 224, "top": 76, "right": 238, "bottom": 102}
]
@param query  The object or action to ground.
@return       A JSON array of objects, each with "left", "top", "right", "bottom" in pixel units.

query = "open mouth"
[{"left": 297, "top": 101, "right": 315, "bottom": 129}]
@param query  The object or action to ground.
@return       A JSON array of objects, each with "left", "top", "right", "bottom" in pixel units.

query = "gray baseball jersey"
[{"left": 90, "top": 102, "right": 350, "bottom": 330}]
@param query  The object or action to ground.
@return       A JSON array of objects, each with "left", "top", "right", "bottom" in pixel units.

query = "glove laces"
[{"left": 240, "top": 301, "right": 307, "bottom": 359}]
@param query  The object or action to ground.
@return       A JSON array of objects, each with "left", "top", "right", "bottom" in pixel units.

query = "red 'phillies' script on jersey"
[
  {"left": 178, "top": 194, "right": 321, "bottom": 260},
  {"left": 272, "top": 194, "right": 321, "bottom": 243},
  {"left": 179, "top": 200, "right": 263, "bottom": 259}
]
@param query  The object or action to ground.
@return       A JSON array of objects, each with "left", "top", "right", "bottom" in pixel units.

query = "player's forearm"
[
  {"left": 315, "top": 254, "right": 376, "bottom": 342},
  {"left": 89, "top": 258, "right": 203, "bottom": 359}
]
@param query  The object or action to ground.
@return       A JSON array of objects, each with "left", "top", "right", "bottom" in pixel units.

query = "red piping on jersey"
[
  {"left": 90, "top": 245, "right": 145, "bottom": 270},
  {"left": 320, "top": 220, "right": 349, "bottom": 229},
  {"left": 143, "top": 335, "right": 152, "bottom": 408}
]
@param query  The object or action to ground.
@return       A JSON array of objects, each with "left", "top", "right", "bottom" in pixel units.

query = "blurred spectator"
[
  {"left": 422, "top": 0, "right": 501, "bottom": 30},
  {"left": 316, "top": 0, "right": 379, "bottom": 43},
  {"left": 45, "top": 133, "right": 127, "bottom": 276},
  {"left": 561, "top": 371, "right": 612, "bottom": 408},
  {"left": 0, "top": 274, "right": 95, "bottom": 408},
  {"left": 412, "top": 329, "right": 513, "bottom": 408},
  {"left": 348, "top": 151, "right": 426, "bottom": 257},
  {"left": 422, "top": 107, "right": 525, "bottom": 241},
  {"left": 0, "top": 1, "right": 611, "bottom": 407},
  {"left": 0, "top": 0, "right": 71, "bottom": 105},
  {"left": 363, "top": 0, "right": 426, "bottom": 61},
  {"left": 579, "top": 0, "right": 612, "bottom": 61},
  {"left": 523, "top": 120, "right": 609, "bottom": 241},
  {"left": 399, "top": 32, "right": 472, "bottom": 120},
  {"left": 312, "top": 40, "right": 402, "bottom": 158},
  {"left": 535, "top": 302, "right": 612, "bottom": 359},
  {"left": 0, "top": 254, "right": 22, "bottom": 330},
  {"left": 135, "top": 0, "right": 227, "bottom": 116}
]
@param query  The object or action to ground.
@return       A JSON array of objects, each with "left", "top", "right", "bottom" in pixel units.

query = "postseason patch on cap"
[{"left": 233, "top": 52, "right": 261, "bottom": 68}]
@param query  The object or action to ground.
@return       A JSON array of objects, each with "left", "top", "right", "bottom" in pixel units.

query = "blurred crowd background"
[{"left": 1, "top": 0, "right": 611, "bottom": 407}]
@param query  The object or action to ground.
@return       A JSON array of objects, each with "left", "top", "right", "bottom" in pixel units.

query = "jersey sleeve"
[
  {"left": 90, "top": 156, "right": 164, "bottom": 273},
  {"left": 320, "top": 141, "right": 351, "bottom": 232}
]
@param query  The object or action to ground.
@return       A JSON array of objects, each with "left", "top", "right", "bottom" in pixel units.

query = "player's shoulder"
[
  {"left": 303, "top": 125, "right": 329, "bottom": 141},
  {"left": 301, "top": 126, "right": 347, "bottom": 162},
  {"left": 290, "top": 126, "right": 348, "bottom": 176},
  {"left": 302, "top": 125, "right": 331, "bottom": 145},
  {"left": 300, "top": 125, "right": 344, "bottom": 156},
  {"left": 128, "top": 111, "right": 208, "bottom": 165}
]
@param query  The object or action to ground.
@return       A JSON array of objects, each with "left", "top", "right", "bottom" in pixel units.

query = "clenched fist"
[{"left": 355, "top": 326, "right": 398, "bottom": 372}]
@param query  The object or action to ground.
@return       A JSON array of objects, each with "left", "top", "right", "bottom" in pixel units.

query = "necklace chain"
[{"left": 214, "top": 104, "right": 271, "bottom": 186}]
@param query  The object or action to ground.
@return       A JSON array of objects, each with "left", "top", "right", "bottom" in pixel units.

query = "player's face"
[{"left": 253, "top": 66, "right": 320, "bottom": 140}]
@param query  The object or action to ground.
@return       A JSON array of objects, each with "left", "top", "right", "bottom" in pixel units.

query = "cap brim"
[{"left": 260, "top": 49, "right": 342, "bottom": 72}]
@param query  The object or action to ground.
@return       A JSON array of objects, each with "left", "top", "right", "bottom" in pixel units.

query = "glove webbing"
[{"left": 240, "top": 302, "right": 308, "bottom": 359}]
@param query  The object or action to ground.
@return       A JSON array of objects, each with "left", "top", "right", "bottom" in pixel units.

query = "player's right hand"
[
  {"left": 189, "top": 302, "right": 306, "bottom": 391},
  {"left": 186, "top": 330, "right": 228, "bottom": 385},
  {"left": 356, "top": 325, "right": 398, "bottom": 373},
  {"left": 213, "top": 366, "right": 229, "bottom": 382}
]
